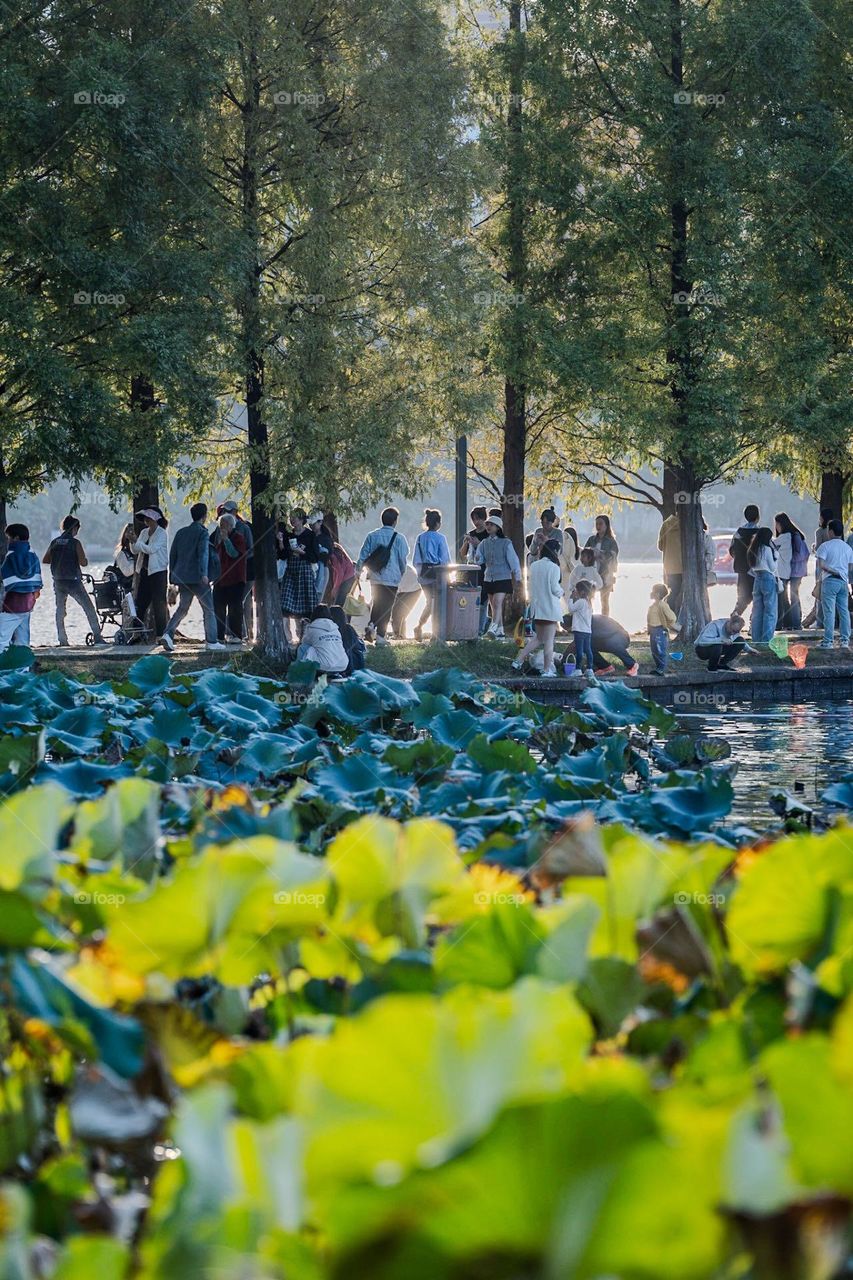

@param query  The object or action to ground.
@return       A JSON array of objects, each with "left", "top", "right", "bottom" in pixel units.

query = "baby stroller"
[{"left": 82, "top": 569, "right": 151, "bottom": 646}]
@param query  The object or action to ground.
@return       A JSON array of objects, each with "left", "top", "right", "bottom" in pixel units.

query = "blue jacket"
[
  {"left": 2, "top": 541, "right": 43, "bottom": 596},
  {"left": 357, "top": 526, "right": 410, "bottom": 586},
  {"left": 169, "top": 520, "right": 210, "bottom": 586}
]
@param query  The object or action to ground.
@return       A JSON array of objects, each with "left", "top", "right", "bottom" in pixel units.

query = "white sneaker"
[
  {"left": 206, "top": 642, "right": 227, "bottom": 651},
  {"left": 374, "top": 635, "right": 390, "bottom": 647},
  {"left": 161, "top": 632, "right": 174, "bottom": 651},
  {"left": 510, "top": 660, "right": 524, "bottom": 671},
  {"left": 542, "top": 666, "right": 558, "bottom": 678},
  {"left": 225, "top": 635, "right": 242, "bottom": 644}
]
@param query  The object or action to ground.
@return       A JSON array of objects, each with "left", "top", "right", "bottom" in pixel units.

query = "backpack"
[{"left": 363, "top": 530, "right": 398, "bottom": 574}]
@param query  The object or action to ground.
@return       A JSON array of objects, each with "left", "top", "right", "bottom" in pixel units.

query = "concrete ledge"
[{"left": 495, "top": 662, "right": 853, "bottom": 707}]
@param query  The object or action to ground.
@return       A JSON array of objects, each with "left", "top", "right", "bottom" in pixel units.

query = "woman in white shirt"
[
  {"left": 747, "top": 527, "right": 778, "bottom": 643},
  {"left": 511, "top": 543, "right": 564, "bottom": 677},
  {"left": 132, "top": 508, "right": 170, "bottom": 640}
]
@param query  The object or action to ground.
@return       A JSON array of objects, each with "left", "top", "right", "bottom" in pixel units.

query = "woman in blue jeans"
[{"left": 747, "top": 528, "right": 779, "bottom": 643}]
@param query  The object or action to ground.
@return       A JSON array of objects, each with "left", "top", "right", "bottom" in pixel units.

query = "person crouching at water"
[
  {"left": 475, "top": 515, "right": 521, "bottom": 639},
  {"left": 694, "top": 615, "right": 756, "bottom": 671},
  {"left": 511, "top": 540, "right": 564, "bottom": 676}
]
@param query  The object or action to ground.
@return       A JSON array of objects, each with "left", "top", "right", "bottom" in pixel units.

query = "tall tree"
[
  {"left": 513, "top": 0, "right": 847, "bottom": 636},
  {"left": 0, "top": 0, "right": 220, "bottom": 546},
  {"left": 205, "top": 0, "right": 478, "bottom": 657}
]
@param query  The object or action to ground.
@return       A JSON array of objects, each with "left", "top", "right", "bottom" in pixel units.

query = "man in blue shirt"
[{"left": 356, "top": 507, "right": 410, "bottom": 645}]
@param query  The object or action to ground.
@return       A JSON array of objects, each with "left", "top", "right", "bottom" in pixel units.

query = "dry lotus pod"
[{"left": 529, "top": 811, "right": 607, "bottom": 890}]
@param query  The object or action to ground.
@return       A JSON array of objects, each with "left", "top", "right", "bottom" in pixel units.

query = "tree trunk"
[
  {"left": 667, "top": 0, "right": 708, "bottom": 641},
  {"left": 240, "top": 24, "right": 288, "bottom": 662},
  {"left": 0, "top": 448, "right": 7, "bottom": 559},
  {"left": 677, "top": 466, "right": 710, "bottom": 640},
  {"left": 818, "top": 469, "right": 847, "bottom": 522},
  {"left": 130, "top": 377, "right": 160, "bottom": 514},
  {"left": 502, "top": 0, "right": 527, "bottom": 611},
  {"left": 661, "top": 462, "right": 680, "bottom": 519}
]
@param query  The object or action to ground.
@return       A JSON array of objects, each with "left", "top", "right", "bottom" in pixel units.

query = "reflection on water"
[{"left": 678, "top": 701, "right": 853, "bottom": 825}]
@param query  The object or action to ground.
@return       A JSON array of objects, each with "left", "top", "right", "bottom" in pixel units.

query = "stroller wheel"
[
  {"left": 114, "top": 629, "right": 126, "bottom": 646},
  {"left": 85, "top": 632, "right": 95, "bottom": 647}
]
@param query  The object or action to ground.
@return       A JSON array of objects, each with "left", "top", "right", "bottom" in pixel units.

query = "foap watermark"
[
  {"left": 673, "top": 287, "right": 724, "bottom": 307},
  {"left": 672, "top": 690, "right": 728, "bottom": 709},
  {"left": 73, "top": 291, "right": 125, "bottom": 307},
  {"left": 273, "top": 90, "right": 325, "bottom": 107},
  {"left": 674, "top": 490, "right": 726, "bottom": 506},
  {"left": 473, "top": 891, "right": 527, "bottom": 906},
  {"left": 74, "top": 90, "right": 126, "bottom": 107},
  {"left": 472, "top": 289, "right": 524, "bottom": 309},
  {"left": 279, "top": 292, "right": 325, "bottom": 308},
  {"left": 673, "top": 91, "right": 725, "bottom": 107},
  {"left": 273, "top": 688, "right": 324, "bottom": 708},
  {"left": 674, "top": 890, "right": 724, "bottom": 908},
  {"left": 74, "top": 891, "right": 126, "bottom": 906},
  {"left": 274, "top": 891, "right": 326, "bottom": 906},
  {"left": 73, "top": 689, "right": 108, "bottom": 707}
]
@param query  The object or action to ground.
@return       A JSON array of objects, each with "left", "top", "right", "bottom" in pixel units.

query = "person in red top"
[{"left": 211, "top": 513, "right": 247, "bottom": 644}]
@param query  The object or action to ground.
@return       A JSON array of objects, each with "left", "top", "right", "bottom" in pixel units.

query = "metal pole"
[{"left": 455, "top": 434, "right": 467, "bottom": 557}]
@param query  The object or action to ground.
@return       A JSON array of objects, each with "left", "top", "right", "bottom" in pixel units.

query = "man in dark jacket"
[
  {"left": 590, "top": 615, "right": 639, "bottom": 675},
  {"left": 729, "top": 505, "right": 759, "bottom": 618},
  {"left": 43, "top": 515, "right": 106, "bottom": 645},
  {"left": 162, "top": 503, "right": 223, "bottom": 651}
]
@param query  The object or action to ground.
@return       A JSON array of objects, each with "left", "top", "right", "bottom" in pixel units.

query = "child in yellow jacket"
[{"left": 647, "top": 583, "right": 678, "bottom": 674}]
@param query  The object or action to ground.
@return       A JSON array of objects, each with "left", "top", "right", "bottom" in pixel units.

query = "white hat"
[
  {"left": 135, "top": 508, "right": 161, "bottom": 522},
  {"left": 486, "top": 514, "right": 503, "bottom": 529},
  {"left": 308, "top": 511, "right": 324, "bottom": 525}
]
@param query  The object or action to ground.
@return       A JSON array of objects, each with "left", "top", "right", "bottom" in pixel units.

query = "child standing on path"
[
  {"left": 565, "top": 580, "right": 594, "bottom": 675},
  {"left": 647, "top": 583, "right": 678, "bottom": 674},
  {"left": 0, "top": 525, "right": 42, "bottom": 652}
]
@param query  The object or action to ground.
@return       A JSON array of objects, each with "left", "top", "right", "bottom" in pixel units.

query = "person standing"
[
  {"left": 132, "top": 509, "right": 170, "bottom": 642},
  {"left": 803, "top": 508, "right": 835, "bottom": 628},
  {"left": 461, "top": 506, "right": 489, "bottom": 636},
  {"left": 356, "top": 507, "right": 409, "bottom": 646},
  {"left": 657, "top": 512, "right": 683, "bottom": 615},
  {"left": 161, "top": 503, "right": 223, "bottom": 652},
  {"left": 584, "top": 515, "right": 619, "bottom": 616},
  {"left": 475, "top": 515, "right": 521, "bottom": 639},
  {"left": 328, "top": 539, "right": 357, "bottom": 607},
  {"left": 747, "top": 528, "right": 779, "bottom": 642},
  {"left": 647, "top": 583, "right": 678, "bottom": 675},
  {"left": 280, "top": 509, "right": 320, "bottom": 643},
  {"left": 565, "top": 580, "right": 595, "bottom": 675},
  {"left": 42, "top": 515, "right": 107, "bottom": 646},
  {"left": 774, "top": 512, "right": 808, "bottom": 630},
  {"left": 308, "top": 512, "right": 335, "bottom": 602},
  {"left": 729, "top": 505, "right": 760, "bottom": 618},
  {"left": 815, "top": 519, "right": 853, "bottom": 650},
  {"left": 0, "top": 525, "right": 42, "bottom": 652},
  {"left": 220, "top": 501, "right": 254, "bottom": 640},
  {"left": 211, "top": 513, "right": 248, "bottom": 644},
  {"left": 413, "top": 509, "right": 451, "bottom": 641},
  {"left": 511, "top": 541, "right": 564, "bottom": 676}
]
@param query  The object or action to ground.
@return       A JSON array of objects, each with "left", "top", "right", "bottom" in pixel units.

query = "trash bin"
[{"left": 435, "top": 564, "right": 481, "bottom": 641}]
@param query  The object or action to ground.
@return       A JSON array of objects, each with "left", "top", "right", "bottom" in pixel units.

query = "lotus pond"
[{"left": 1, "top": 647, "right": 853, "bottom": 1279}]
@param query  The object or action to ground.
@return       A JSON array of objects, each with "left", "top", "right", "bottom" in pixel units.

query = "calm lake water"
[{"left": 679, "top": 701, "right": 853, "bottom": 826}]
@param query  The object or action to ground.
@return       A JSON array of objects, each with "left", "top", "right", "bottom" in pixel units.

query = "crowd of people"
[{"left": 2, "top": 497, "right": 853, "bottom": 678}]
